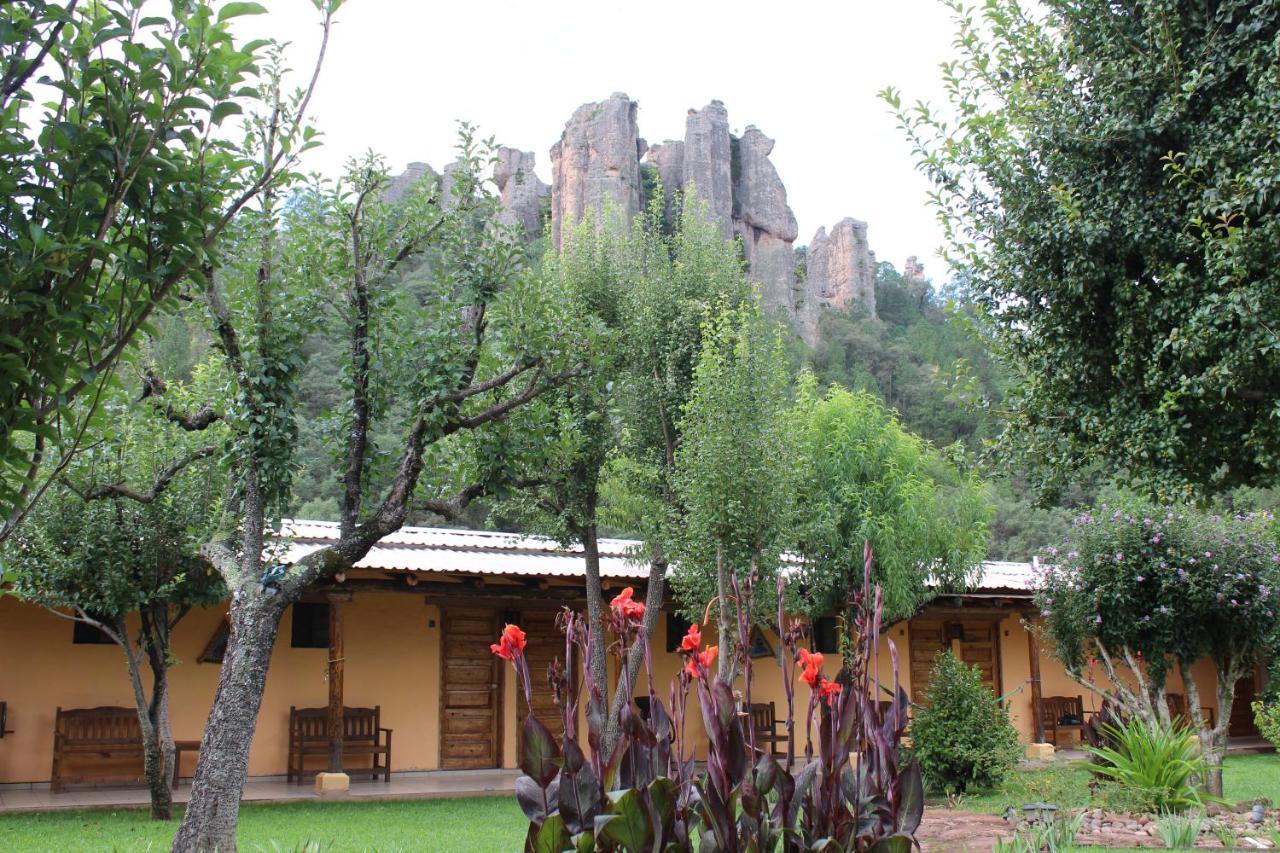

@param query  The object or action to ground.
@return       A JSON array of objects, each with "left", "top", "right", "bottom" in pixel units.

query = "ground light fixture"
[{"left": 1022, "top": 803, "right": 1058, "bottom": 825}]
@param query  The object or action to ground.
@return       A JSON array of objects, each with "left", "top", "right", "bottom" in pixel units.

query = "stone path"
[{"left": 918, "top": 810, "right": 1014, "bottom": 851}]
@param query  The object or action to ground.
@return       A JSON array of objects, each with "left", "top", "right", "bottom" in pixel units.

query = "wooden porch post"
[
  {"left": 327, "top": 591, "right": 351, "bottom": 773},
  {"left": 1026, "top": 614, "right": 1045, "bottom": 743}
]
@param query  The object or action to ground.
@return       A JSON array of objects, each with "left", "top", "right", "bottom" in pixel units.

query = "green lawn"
[
  {"left": 0, "top": 796, "right": 527, "bottom": 852},
  {"left": 3, "top": 755, "right": 1276, "bottom": 851},
  {"left": 955, "top": 753, "right": 1280, "bottom": 814}
]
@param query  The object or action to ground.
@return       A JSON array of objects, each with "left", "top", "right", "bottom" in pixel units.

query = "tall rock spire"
[
  {"left": 801, "top": 218, "right": 878, "bottom": 344},
  {"left": 732, "top": 126, "right": 800, "bottom": 317},
  {"left": 494, "top": 147, "right": 549, "bottom": 242},
  {"left": 549, "top": 92, "right": 645, "bottom": 247},
  {"left": 682, "top": 101, "right": 733, "bottom": 238}
]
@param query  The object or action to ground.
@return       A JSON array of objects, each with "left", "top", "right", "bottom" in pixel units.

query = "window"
[
  {"left": 72, "top": 614, "right": 115, "bottom": 645},
  {"left": 812, "top": 616, "right": 839, "bottom": 654},
  {"left": 290, "top": 602, "right": 330, "bottom": 648},
  {"left": 198, "top": 620, "right": 231, "bottom": 664},
  {"left": 665, "top": 611, "right": 692, "bottom": 653}
]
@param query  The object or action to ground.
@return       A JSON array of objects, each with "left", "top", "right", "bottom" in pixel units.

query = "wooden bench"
[
  {"left": 51, "top": 706, "right": 145, "bottom": 793},
  {"left": 286, "top": 706, "right": 392, "bottom": 783},
  {"left": 1165, "top": 693, "right": 1216, "bottom": 730},
  {"left": 51, "top": 706, "right": 199, "bottom": 792},
  {"left": 1041, "top": 695, "right": 1091, "bottom": 747},
  {"left": 747, "top": 702, "right": 786, "bottom": 757}
]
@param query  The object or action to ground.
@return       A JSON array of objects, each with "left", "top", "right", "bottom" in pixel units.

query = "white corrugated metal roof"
[
  {"left": 277, "top": 519, "right": 1035, "bottom": 589},
  {"left": 278, "top": 520, "right": 651, "bottom": 579},
  {"left": 974, "top": 560, "right": 1036, "bottom": 591}
]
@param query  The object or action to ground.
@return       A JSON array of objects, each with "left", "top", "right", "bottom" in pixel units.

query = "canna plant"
[{"left": 492, "top": 543, "right": 923, "bottom": 852}]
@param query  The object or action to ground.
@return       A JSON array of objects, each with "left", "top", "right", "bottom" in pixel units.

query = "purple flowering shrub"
[{"left": 1035, "top": 503, "right": 1280, "bottom": 794}]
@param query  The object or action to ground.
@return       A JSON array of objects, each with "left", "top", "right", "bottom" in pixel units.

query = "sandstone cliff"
[
  {"left": 683, "top": 101, "right": 733, "bottom": 238},
  {"left": 801, "top": 218, "right": 878, "bottom": 343},
  {"left": 549, "top": 92, "right": 645, "bottom": 247},
  {"left": 394, "top": 94, "right": 912, "bottom": 346},
  {"left": 495, "top": 147, "right": 548, "bottom": 242}
]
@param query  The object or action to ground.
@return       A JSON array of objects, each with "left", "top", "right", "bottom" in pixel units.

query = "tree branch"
[{"left": 79, "top": 446, "right": 217, "bottom": 503}]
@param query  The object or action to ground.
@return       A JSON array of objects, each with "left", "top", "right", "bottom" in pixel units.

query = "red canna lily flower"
[
  {"left": 818, "top": 678, "right": 842, "bottom": 706},
  {"left": 684, "top": 644, "right": 718, "bottom": 680},
  {"left": 490, "top": 623, "right": 527, "bottom": 661},
  {"left": 680, "top": 623, "right": 702, "bottom": 652},
  {"left": 797, "top": 648, "right": 824, "bottom": 688},
  {"left": 610, "top": 586, "right": 646, "bottom": 622}
]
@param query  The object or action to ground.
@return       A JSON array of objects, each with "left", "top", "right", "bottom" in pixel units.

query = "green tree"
[
  {"left": 494, "top": 216, "right": 626, "bottom": 746},
  {"left": 5, "top": 365, "right": 227, "bottom": 820},
  {"left": 908, "top": 650, "right": 1021, "bottom": 794},
  {"left": 789, "top": 382, "right": 991, "bottom": 627},
  {"left": 173, "top": 136, "right": 586, "bottom": 850},
  {"left": 888, "top": 0, "right": 1280, "bottom": 498},
  {"left": 1036, "top": 503, "right": 1280, "bottom": 794},
  {"left": 0, "top": 0, "right": 335, "bottom": 537},
  {"left": 671, "top": 301, "right": 797, "bottom": 679}
]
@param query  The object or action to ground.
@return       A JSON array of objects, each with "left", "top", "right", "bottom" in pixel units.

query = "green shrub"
[
  {"left": 1154, "top": 812, "right": 1202, "bottom": 849},
  {"left": 1085, "top": 718, "right": 1207, "bottom": 813},
  {"left": 908, "top": 650, "right": 1022, "bottom": 793},
  {"left": 1254, "top": 700, "right": 1280, "bottom": 747}
]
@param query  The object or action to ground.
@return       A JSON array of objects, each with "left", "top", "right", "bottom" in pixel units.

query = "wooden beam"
[
  {"left": 1026, "top": 615, "right": 1045, "bottom": 743},
  {"left": 326, "top": 591, "right": 349, "bottom": 773}
]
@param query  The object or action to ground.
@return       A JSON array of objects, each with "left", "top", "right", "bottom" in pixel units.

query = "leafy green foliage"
[
  {"left": 788, "top": 381, "right": 991, "bottom": 621},
  {"left": 890, "top": 0, "right": 1280, "bottom": 498},
  {"left": 1036, "top": 504, "right": 1280, "bottom": 693},
  {"left": 600, "top": 197, "right": 756, "bottom": 560},
  {"left": 1154, "top": 811, "right": 1204, "bottom": 848},
  {"left": 1254, "top": 700, "right": 1280, "bottom": 748},
  {"left": 908, "top": 651, "right": 1021, "bottom": 794},
  {"left": 0, "top": 0, "right": 321, "bottom": 530},
  {"left": 1086, "top": 719, "right": 1208, "bottom": 814},
  {"left": 4, "top": 367, "right": 228, "bottom": 621},
  {"left": 671, "top": 302, "right": 796, "bottom": 627}
]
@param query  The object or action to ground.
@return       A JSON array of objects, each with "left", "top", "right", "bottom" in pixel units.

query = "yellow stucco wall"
[{"left": 0, "top": 594, "right": 1229, "bottom": 785}]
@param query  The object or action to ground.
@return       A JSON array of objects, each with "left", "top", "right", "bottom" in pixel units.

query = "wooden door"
[
  {"left": 909, "top": 617, "right": 1001, "bottom": 701},
  {"left": 1229, "top": 670, "right": 1260, "bottom": 737},
  {"left": 440, "top": 608, "right": 502, "bottom": 769},
  {"left": 517, "top": 610, "right": 571, "bottom": 749}
]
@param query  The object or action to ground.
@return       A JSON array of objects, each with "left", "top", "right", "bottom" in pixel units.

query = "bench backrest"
[
  {"left": 748, "top": 702, "right": 777, "bottom": 734},
  {"left": 1041, "top": 695, "right": 1084, "bottom": 724},
  {"left": 55, "top": 706, "right": 141, "bottom": 744},
  {"left": 289, "top": 706, "right": 380, "bottom": 742}
]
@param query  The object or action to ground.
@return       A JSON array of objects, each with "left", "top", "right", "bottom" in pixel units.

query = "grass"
[
  {"left": 2, "top": 754, "right": 1276, "bottom": 851},
  {"left": 0, "top": 796, "right": 527, "bottom": 852},
  {"left": 954, "top": 752, "right": 1280, "bottom": 814}
]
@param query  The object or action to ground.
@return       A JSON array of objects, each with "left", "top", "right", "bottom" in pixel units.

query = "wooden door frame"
[
  {"left": 908, "top": 613, "right": 1005, "bottom": 698},
  {"left": 437, "top": 607, "right": 504, "bottom": 770}
]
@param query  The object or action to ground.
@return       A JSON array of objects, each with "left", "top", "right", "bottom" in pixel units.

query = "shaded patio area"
[{"left": 0, "top": 768, "right": 519, "bottom": 813}]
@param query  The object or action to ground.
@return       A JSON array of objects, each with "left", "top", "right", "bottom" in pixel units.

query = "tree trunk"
[
  {"left": 117, "top": 613, "right": 173, "bottom": 821},
  {"left": 144, "top": 607, "right": 176, "bottom": 821},
  {"left": 716, "top": 546, "right": 738, "bottom": 683},
  {"left": 171, "top": 593, "right": 286, "bottom": 853},
  {"left": 1202, "top": 660, "right": 1245, "bottom": 798},
  {"left": 580, "top": 523, "right": 609, "bottom": 706}
]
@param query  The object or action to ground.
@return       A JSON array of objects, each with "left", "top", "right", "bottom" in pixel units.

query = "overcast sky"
[{"left": 251, "top": 0, "right": 960, "bottom": 275}]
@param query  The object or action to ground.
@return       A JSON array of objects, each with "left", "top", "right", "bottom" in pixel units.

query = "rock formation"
[
  {"left": 644, "top": 140, "right": 683, "bottom": 226},
  {"left": 494, "top": 147, "right": 548, "bottom": 241},
  {"left": 904, "top": 255, "right": 925, "bottom": 282},
  {"left": 682, "top": 101, "right": 733, "bottom": 238},
  {"left": 383, "top": 161, "right": 438, "bottom": 205},
  {"left": 732, "top": 126, "right": 801, "bottom": 317},
  {"left": 801, "top": 218, "right": 878, "bottom": 343},
  {"left": 550, "top": 92, "right": 645, "bottom": 247},
  {"left": 413, "top": 92, "right": 901, "bottom": 346}
]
